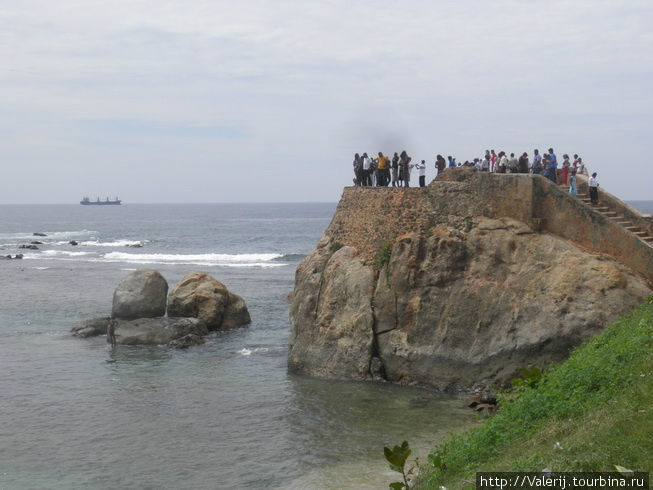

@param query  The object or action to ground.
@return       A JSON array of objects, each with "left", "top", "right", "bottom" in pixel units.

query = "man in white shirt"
[
  {"left": 589, "top": 172, "right": 599, "bottom": 205},
  {"left": 417, "top": 160, "right": 427, "bottom": 187},
  {"left": 362, "top": 152, "right": 372, "bottom": 186}
]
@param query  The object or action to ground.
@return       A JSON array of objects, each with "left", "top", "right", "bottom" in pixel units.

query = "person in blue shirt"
[
  {"left": 547, "top": 148, "right": 558, "bottom": 183},
  {"left": 447, "top": 156, "right": 456, "bottom": 168}
]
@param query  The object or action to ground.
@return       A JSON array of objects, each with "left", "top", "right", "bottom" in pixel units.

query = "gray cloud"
[{"left": 0, "top": 0, "right": 651, "bottom": 203}]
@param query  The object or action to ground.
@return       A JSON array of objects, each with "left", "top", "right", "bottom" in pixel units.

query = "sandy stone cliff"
[{"left": 288, "top": 170, "right": 653, "bottom": 391}]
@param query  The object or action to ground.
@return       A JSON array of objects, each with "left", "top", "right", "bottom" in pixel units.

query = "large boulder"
[
  {"left": 288, "top": 244, "right": 376, "bottom": 379},
  {"left": 112, "top": 269, "right": 168, "bottom": 319},
  {"left": 167, "top": 272, "right": 250, "bottom": 330},
  {"left": 289, "top": 217, "right": 653, "bottom": 391},
  {"left": 113, "top": 317, "right": 208, "bottom": 345}
]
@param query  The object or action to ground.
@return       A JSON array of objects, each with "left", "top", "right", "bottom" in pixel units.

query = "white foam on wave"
[
  {"left": 238, "top": 347, "right": 270, "bottom": 356},
  {"left": 41, "top": 250, "right": 92, "bottom": 257},
  {"left": 23, "top": 250, "right": 93, "bottom": 260},
  {"left": 81, "top": 239, "right": 145, "bottom": 247},
  {"left": 100, "top": 252, "right": 286, "bottom": 267}
]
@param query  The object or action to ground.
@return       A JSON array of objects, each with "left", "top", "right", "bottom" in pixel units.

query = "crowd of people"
[
  {"left": 352, "top": 148, "right": 592, "bottom": 197},
  {"left": 352, "top": 151, "right": 427, "bottom": 188}
]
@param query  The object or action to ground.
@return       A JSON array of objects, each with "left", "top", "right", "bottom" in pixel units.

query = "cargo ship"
[{"left": 80, "top": 196, "right": 122, "bottom": 205}]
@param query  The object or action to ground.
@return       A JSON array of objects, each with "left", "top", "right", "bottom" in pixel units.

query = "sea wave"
[
  {"left": 80, "top": 240, "right": 145, "bottom": 247},
  {"left": 99, "top": 252, "right": 287, "bottom": 267},
  {"left": 238, "top": 347, "right": 270, "bottom": 356},
  {"left": 38, "top": 250, "right": 92, "bottom": 257}
]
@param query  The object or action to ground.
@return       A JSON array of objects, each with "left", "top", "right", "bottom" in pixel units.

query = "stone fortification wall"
[
  {"left": 329, "top": 169, "right": 653, "bottom": 284},
  {"left": 325, "top": 187, "right": 433, "bottom": 260},
  {"left": 533, "top": 177, "right": 653, "bottom": 284}
]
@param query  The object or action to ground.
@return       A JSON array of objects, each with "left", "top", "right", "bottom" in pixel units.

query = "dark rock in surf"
[
  {"left": 112, "top": 317, "right": 208, "bottom": 345},
  {"left": 168, "top": 333, "right": 206, "bottom": 349},
  {"left": 33, "top": 232, "right": 47, "bottom": 237},
  {"left": 19, "top": 244, "right": 38, "bottom": 250},
  {"left": 112, "top": 269, "right": 168, "bottom": 319},
  {"left": 71, "top": 317, "right": 111, "bottom": 338},
  {"left": 69, "top": 240, "right": 78, "bottom": 246}
]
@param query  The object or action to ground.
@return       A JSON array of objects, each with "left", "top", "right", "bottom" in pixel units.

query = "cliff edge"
[{"left": 288, "top": 169, "right": 653, "bottom": 391}]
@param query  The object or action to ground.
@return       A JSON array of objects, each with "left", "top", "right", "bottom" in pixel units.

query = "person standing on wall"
[
  {"left": 353, "top": 153, "right": 362, "bottom": 186},
  {"left": 561, "top": 154, "right": 571, "bottom": 185},
  {"left": 377, "top": 152, "right": 390, "bottom": 186},
  {"left": 490, "top": 150, "right": 497, "bottom": 172},
  {"left": 569, "top": 169, "right": 578, "bottom": 196},
  {"left": 436, "top": 154, "right": 446, "bottom": 175},
  {"left": 362, "top": 152, "right": 372, "bottom": 186},
  {"left": 417, "top": 160, "right": 426, "bottom": 187},
  {"left": 391, "top": 152, "right": 399, "bottom": 187},
  {"left": 548, "top": 148, "right": 558, "bottom": 183},
  {"left": 589, "top": 172, "right": 599, "bottom": 204}
]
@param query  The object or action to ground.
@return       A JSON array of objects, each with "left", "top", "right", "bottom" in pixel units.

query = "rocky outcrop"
[
  {"left": 167, "top": 272, "right": 251, "bottom": 330},
  {"left": 74, "top": 270, "right": 249, "bottom": 349},
  {"left": 289, "top": 173, "right": 653, "bottom": 391},
  {"left": 113, "top": 317, "right": 208, "bottom": 345},
  {"left": 112, "top": 269, "right": 168, "bottom": 319}
]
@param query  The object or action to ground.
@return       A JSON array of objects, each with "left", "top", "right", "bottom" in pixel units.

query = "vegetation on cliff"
[{"left": 415, "top": 297, "right": 653, "bottom": 489}]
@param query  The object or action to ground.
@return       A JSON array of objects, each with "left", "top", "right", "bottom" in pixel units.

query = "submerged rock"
[
  {"left": 167, "top": 272, "right": 250, "bottom": 330},
  {"left": 168, "top": 333, "right": 206, "bottom": 349},
  {"left": 112, "top": 269, "right": 168, "bottom": 319},
  {"left": 71, "top": 317, "right": 111, "bottom": 338},
  {"left": 112, "top": 317, "right": 208, "bottom": 345}
]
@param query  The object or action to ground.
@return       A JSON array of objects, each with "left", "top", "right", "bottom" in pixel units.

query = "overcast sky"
[{"left": 1, "top": 0, "right": 652, "bottom": 203}]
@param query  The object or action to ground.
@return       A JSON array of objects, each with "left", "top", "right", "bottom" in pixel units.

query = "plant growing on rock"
[
  {"left": 377, "top": 241, "right": 392, "bottom": 270},
  {"left": 329, "top": 241, "right": 343, "bottom": 252}
]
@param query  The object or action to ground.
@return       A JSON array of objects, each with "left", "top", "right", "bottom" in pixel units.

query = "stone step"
[
  {"left": 615, "top": 221, "right": 631, "bottom": 225},
  {"left": 641, "top": 236, "right": 653, "bottom": 242},
  {"left": 625, "top": 226, "right": 641, "bottom": 231},
  {"left": 596, "top": 207, "right": 610, "bottom": 212},
  {"left": 602, "top": 211, "right": 618, "bottom": 216}
]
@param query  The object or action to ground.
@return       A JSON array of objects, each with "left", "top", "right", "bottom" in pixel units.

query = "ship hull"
[{"left": 80, "top": 201, "right": 121, "bottom": 205}]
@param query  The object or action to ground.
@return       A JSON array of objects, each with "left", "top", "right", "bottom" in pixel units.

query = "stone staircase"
[{"left": 557, "top": 182, "right": 653, "bottom": 246}]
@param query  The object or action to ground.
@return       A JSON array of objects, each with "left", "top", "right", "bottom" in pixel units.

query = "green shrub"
[{"left": 377, "top": 241, "right": 392, "bottom": 270}]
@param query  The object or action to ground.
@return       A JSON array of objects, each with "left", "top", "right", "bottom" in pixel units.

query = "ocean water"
[{"left": 0, "top": 203, "right": 476, "bottom": 490}]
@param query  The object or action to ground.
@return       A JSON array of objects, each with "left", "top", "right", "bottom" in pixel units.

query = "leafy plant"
[
  {"left": 384, "top": 440, "right": 412, "bottom": 489},
  {"left": 377, "top": 241, "right": 392, "bottom": 270},
  {"left": 329, "top": 241, "right": 343, "bottom": 252},
  {"left": 511, "top": 366, "right": 543, "bottom": 390}
]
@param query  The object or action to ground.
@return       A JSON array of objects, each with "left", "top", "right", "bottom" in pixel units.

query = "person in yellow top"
[{"left": 376, "top": 152, "right": 390, "bottom": 186}]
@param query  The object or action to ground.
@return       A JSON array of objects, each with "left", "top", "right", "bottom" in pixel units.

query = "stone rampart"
[{"left": 330, "top": 169, "right": 653, "bottom": 284}]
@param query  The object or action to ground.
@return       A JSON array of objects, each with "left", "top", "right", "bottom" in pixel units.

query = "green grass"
[{"left": 417, "top": 297, "right": 653, "bottom": 489}]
